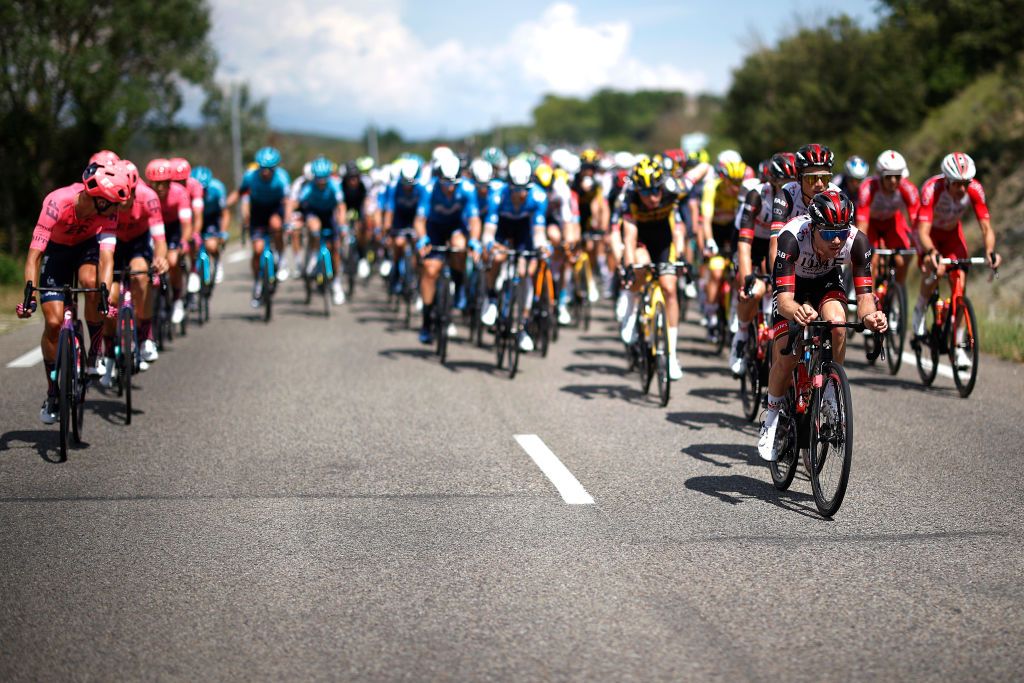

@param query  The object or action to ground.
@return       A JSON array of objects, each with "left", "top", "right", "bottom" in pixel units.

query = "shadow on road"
[
  {"left": 686, "top": 386, "right": 739, "bottom": 406},
  {"left": 378, "top": 347, "right": 436, "bottom": 362},
  {"left": 0, "top": 430, "right": 61, "bottom": 463},
  {"left": 667, "top": 410, "right": 758, "bottom": 434},
  {"left": 562, "top": 362, "right": 628, "bottom": 378},
  {"left": 85, "top": 398, "right": 141, "bottom": 426},
  {"left": 572, "top": 347, "right": 625, "bottom": 359},
  {"left": 684, "top": 473, "right": 820, "bottom": 519},
  {"left": 560, "top": 382, "right": 652, "bottom": 405},
  {"left": 681, "top": 442, "right": 760, "bottom": 468}
]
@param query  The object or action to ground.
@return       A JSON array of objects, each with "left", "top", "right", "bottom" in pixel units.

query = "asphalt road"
[{"left": 1, "top": 251, "right": 1022, "bottom": 681}]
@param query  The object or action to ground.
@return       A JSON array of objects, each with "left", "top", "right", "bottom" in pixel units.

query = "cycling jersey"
[
  {"left": 736, "top": 181, "right": 777, "bottom": 271},
  {"left": 341, "top": 175, "right": 370, "bottom": 216},
  {"left": 183, "top": 176, "right": 205, "bottom": 216},
  {"left": 620, "top": 182, "right": 685, "bottom": 272},
  {"left": 30, "top": 183, "right": 117, "bottom": 252},
  {"left": 239, "top": 167, "right": 291, "bottom": 205},
  {"left": 298, "top": 178, "right": 343, "bottom": 215},
  {"left": 858, "top": 177, "right": 919, "bottom": 223},
  {"left": 116, "top": 182, "right": 165, "bottom": 243},
  {"left": 485, "top": 182, "right": 547, "bottom": 250},
  {"left": 418, "top": 178, "right": 479, "bottom": 249},
  {"left": 770, "top": 180, "right": 842, "bottom": 235},
  {"left": 701, "top": 176, "right": 743, "bottom": 226},
  {"left": 545, "top": 177, "right": 578, "bottom": 228},
  {"left": 156, "top": 182, "right": 193, "bottom": 249},
  {"left": 772, "top": 216, "right": 873, "bottom": 328},
  {"left": 385, "top": 181, "right": 427, "bottom": 232},
  {"left": 917, "top": 175, "right": 989, "bottom": 231}
]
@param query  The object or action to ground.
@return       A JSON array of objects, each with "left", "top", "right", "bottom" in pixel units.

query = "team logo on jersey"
[
  {"left": 45, "top": 200, "right": 59, "bottom": 221},
  {"left": 777, "top": 249, "right": 791, "bottom": 261}
]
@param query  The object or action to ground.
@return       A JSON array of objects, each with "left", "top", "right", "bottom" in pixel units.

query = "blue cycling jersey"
[
  {"left": 485, "top": 182, "right": 548, "bottom": 229},
  {"left": 203, "top": 179, "right": 227, "bottom": 217},
  {"left": 387, "top": 181, "right": 426, "bottom": 228},
  {"left": 239, "top": 167, "right": 291, "bottom": 205},
  {"left": 416, "top": 178, "right": 479, "bottom": 230},
  {"left": 299, "top": 177, "right": 343, "bottom": 214}
]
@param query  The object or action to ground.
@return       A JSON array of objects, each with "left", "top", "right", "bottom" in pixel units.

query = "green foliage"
[
  {"left": 0, "top": 0, "right": 216, "bottom": 253},
  {"left": 0, "top": 252, "right": 20, "bottom": 285}
]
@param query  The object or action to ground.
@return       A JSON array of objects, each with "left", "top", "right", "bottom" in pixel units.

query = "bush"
[{"left": 0, "top": 252, "right": 21, "bottom": 285}]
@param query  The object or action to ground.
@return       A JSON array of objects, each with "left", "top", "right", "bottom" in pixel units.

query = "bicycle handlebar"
[
  {"left": 780, "top": 319, "right": 885, "bottom": 362},
  {"left": 25, "top": 281, "right": 110, "bottom": 313},
  {"left": 873, "top": 248, "right": 918, "bottom": 256},
  {"left": 937, "top": 254, "right": 999, "bottom": 278},
  {"left": 743, "top": 273, "right": 772, "bottom": 297}
]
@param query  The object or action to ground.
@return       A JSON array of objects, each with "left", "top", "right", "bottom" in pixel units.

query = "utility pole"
[
  {"left": 229, "top": 80, "right": 245, "bottom": 243},
  {"left": 367, "top": 122, "right": 379, "bottom": 162}
]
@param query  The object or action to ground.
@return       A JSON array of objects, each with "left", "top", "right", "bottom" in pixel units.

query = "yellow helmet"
[
  {"left": 534, "top": 163, "right": 554, "bottom": 189},
  {"left": 553, "top": 168, "right": 569, "bottom": 184},
  {"left": 579, "top": 148, "right": 600, "bottom": 169},
  {"left": 716, "top": 160, "right": 747, "bottom": 182},
  {"left": 630, "top": 158, "right": 665, "bottom": 191}
]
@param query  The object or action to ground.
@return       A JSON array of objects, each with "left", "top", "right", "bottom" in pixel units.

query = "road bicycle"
[
  {"left": 109, "top": 267, "right": 153, "bottom": 425},
  {"left": 912, "top": 256, "right": 995, "bottom": 398},
  {"left": 862, "top": 248, "right": 916, "bottom": 374},
  {"left": 303, "top": 230, "right": 334, "bottom": 317},
  {"left": 707, "top": 255, "right": 735, "bottom": 355},
  {"left": 187, "top": 240, "right": 215, "bottom": 326},
  {"left": 427, "top": 245, "right": 463, "bottom": 365},
  {"left": 256, "top": 239, "right": 277, "bottom": 322},
  {"left": 567, "top": 231, "right": 602, "bottom": 331},
  {"left": 527, "top": 253, "right": 557, "bottom": 358},
  {"left": 23, "top": 280, "right": 109, "bottom": 461},
  {"left": 770, "top": 320, "right": 883, "bottom": 517},
  {"left": 493, "top": 247, "right": 537, "bottom": 379},
  {"left": 737, "top": 273, "right": 773, "bottom": 422},
  {"left": 153, "top": 272, "right": 173, "bottom": 351},
  {"left": 626, "top": 261, "right": 690, "bottom": 407}
]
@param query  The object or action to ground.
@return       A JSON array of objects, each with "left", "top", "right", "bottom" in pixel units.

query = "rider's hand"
[
  {"left": 106, "top": 302, "right": 118, "bottom": 320},
  {"left": 416, "top": 235, "right": 431, "bottom": 258},
  {"left": 989, "top": 252, "right": 1002, "bottom": 269},
  {"left": 793, "top": 303, "right": 817, "bottom": 326},
  {"left": 181, "top": 240, "right": 191, "bottom": 255},
  {"left": 704, "top": 238, "right": 719, "bottom": 256},
  {"left": 622, "top": 266, "right": 636, "bottom": 289},
  {"left": 152, "top": 256, "right": 170, "bottom": 274},
  {"left": 863, "top": 310, "right": 888, "bottom": 334},
  {"left": 468, "top": 238, "right": 483, "bottom": 255},
  {"left": 16, "top": 298, "right": 36, "bottom": 319}
]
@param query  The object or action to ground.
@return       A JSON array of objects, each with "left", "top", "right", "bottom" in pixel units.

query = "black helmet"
[
  {"left": 808, "top": 190, "right": 855, "bottom": 229},
  {"left": 795, "top": 143, "right": 834, "bottom": 171}
]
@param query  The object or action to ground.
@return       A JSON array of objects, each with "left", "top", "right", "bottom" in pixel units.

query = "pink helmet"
[
  {"left": 83, "top": 162, "right": 131, "bottom": 203},
  {"left": 119, "top": 160, "right": 140, "bottom": 191},
  {"left": 169, "top": 157, "right": 191, "bottom": 182},
  {"left": 146, "top": 158, "right": 173, "bottom": 182},
  {"left": 89, "top": 150, "right": 121, "bottom": 167}
]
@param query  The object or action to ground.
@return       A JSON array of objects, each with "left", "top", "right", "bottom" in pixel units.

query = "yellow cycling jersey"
[{"left": 701, "top": 177, "right": 742, "bottom": 225}]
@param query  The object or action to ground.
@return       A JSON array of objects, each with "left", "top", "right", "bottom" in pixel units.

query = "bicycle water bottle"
[{"left": 934, "top": 298, "right": 947, "bottom": 327}]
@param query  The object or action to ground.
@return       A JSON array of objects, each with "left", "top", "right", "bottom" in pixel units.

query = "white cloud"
[{"left": 209, "top": 1, "right": 706, "bottom": 137}]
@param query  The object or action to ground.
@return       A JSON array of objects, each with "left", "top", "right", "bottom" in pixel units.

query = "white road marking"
[
  {"left": 226, "top": 250, "right": 249, "bottom": 264},
  {"left": 514, "top": 434, "right": 594, "bottom": 505},
  {"left": 900, "top": 352, "right": 955, "bottom": 379},
  {"left": 6, "top": 347, "right": 43, "bottom": 368}
]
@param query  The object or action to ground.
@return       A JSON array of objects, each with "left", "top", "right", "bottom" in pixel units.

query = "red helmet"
[
  {"left": 808, "top": 190, "right": 855, "bottom": 229},
  {"left": 795, "top": 143, "right": 834, "bottom": 171},
  {"left": 119, "top": 160, "right": 140, "bottom": 191},
  {"left": 146, "top": 158, "right": 173, "bottom": 182},
  {"left": 89, "top": 150, "right": 120, "bottom": 167},
  {"left": 663, "top": 148, "right": 685, "bottom": 163},
  {"left": 769, "top": 152, "right": 798, "bottom": 180},
  {"left": 83, "top": 162, "right": 132, "bottom": 203},
  {"left": 169, "top": 157, "right": 191, "bottom": 182}
]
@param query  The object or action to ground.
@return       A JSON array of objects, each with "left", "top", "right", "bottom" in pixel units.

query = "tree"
[{"left": 0, "top": 0, "right": 216, "bottom": 253}]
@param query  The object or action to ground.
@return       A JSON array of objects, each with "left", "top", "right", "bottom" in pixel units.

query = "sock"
[
  {"left": 103, "top": 335, "right": 115, "bottom": 359},
  {"left": 422, "top": 302, "right": 434, "bottom": 330},
  {"left": 735, "top": 325, "right": 750, "bottom": 343},
  {"left": 668, "top": 326, "right": 678, "bottom": 358},
  {"left": 139, "top": 318, "right": 152, "bottom": 342},
  {"left": 87, "top": 321, "right": 103, "bottom": 357},
  {"left": 766, "top": 393, "right": 784, "bottom": 412},
  {"left": 44, "top": 361, "right": 57, "bottom": 397}
]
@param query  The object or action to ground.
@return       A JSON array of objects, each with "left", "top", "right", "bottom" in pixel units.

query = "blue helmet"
[
  {"left": 255, "top": 146, "right": 281, "bottom": 169},
  {"left": 844, "top": 155, "right": 869, "bottom": 180},
  {"left": 311, "top": 156, "right": 333, "bottom": 179},
  {"left": 191, "top": 166, "right": 214, "bottom": 189}
]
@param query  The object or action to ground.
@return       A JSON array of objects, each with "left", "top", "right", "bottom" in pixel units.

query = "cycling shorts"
[
  {"left": 866, "top": 212, "right": 913, "bottom": 251},
  {"left": 165, "top": 220, "right": 182, "bottom": 251},
  {"left": 250, "top": 201, "right": 284, "bottom": 236},
  {"left": 712, "top": 221, "right": 735, "bottom": 258},
  {"left": 930, "top": 225, "right": 968, "bottom": 261},
  {"left": 771, "top": 267, "right": 846, "bottom": 329},
  {"left": 39, "top": 240, "right": 99, "bottom": 304},
  {"left": 114, "top": 233, "right": 153, "bottom": 272},
  {"left": 425, "top": 222, "right": 466, "bottom": 260},
  {"left": 304, "top": 210, "right": 338, "bottom": 239}
]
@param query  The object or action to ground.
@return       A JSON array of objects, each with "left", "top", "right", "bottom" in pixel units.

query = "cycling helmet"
[
  {"left": 356, "top": 156, "right": 374, "bottom": 173},
  {"left": 301, "top": 162, "right": 314, "bottom": 181},
  {"left": 769, "top": 152, "right": 798, "bottom": 181},
  {"left": 254, "top": 146, "right": 281, "bottom": 169},
  {"left": 83, "top": 161, "right": 132, "bottom": 203},
  {"left": 398, "top": 157, "right": 421, "bottom": 184},
  {"left": 119, "top": 160, "right": 140, "bottom": 191},
  {"left": 344, "top": 161, "right": 360, "bottom": 177},
  {"left": 757, "top": 159, "right": 771, "bottom": 182},
  {"left": 507, "top": 158, "right": 533, "bottom": 188},
  {"left": 613, "top": 151, "right": 636, "bottom": 170},
  {"left": 716, "top": 160, "right": 747, "bottom": 182},
  {"left": 808, "top": 190, "right": 855, "bottom": 229},
  {"left": 717, "top": 149, "right": 743, "bottom": 165},
  {"left": 534, "top": 163, "right": 554, "bottom": 189},
  {"left": 664, "top": 148, "right": 685, "bottom": 164},
  {"left": 579, "top": 148, "right": 600, "bottom": 170},
  {"left": 795, "top": 143, "right": 834, "bottom": 171},
  {"left": 145, "top": 158, "right": 173, "bottom": 182},
  {"left": 191, "top": 165, "right": 214, "bottom": 189},
  {"left": 436, "top": 155, "right": 461, "bottom": 183},
  {"left": 169, "top": 157, "right": 191, "bottom": 182},
  {"left": 631, "top": 158, "right": 666, "bottom": 191},
  {"left": 941, "top": 152, "right": 975, "bottom": 182},
  {"left": 481, "top": 146, "right": 508, "bottom": 170},
  {"left": 311, "top": 157, "right": 333, "bottom": 179},
  {"left": 89, "top": 150, "right": 120, "bottom": 167},
  {"left": 844, "top": 155, "right": 869, "bottom": 180},
  {"left": 431, "top": 146, "right": 455, "bottom": 164},
  {"left": 470, "top": 159, "right": 493, "bottom": 184}
]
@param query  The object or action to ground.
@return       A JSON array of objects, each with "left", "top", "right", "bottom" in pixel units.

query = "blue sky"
[{"left": 207, "top": 0, "right": 880, "bottom": 139}]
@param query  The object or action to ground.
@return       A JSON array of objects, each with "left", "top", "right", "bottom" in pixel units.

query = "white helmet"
[
  {"left": 613, "top": 151, "right": 636, "bottom": 170},
  {"left": 398, "top": 158, "right": 421, "bottom": 184},
  {"left": 717, "top": 149, "right": 743, "bottom": 165},
  {"left": 940, "top": 152, "right": 976, "bottom": 182},
  {"left": 560, "top": 153, "right": 581, "bottom": 176},
  {"left": 436, "top": 155, "right": 461, "bottom": 182},
  {"left": 876, "top": 150, "right": 907, "bottom": 177},
  {"left": 302, "top": 162, "right": 313, "bottom": 181},
  {"left": 470, "top": 159, "right": 493, "bottom": 184},
  {"left": 431, "top": 146, "right": 455, "bottom": 164},
  {"left": 550, "top": 148, "right": 574, "bottom": 170},
  {"left": 507, "top": 158, "right": 533, "bottom": 187}
]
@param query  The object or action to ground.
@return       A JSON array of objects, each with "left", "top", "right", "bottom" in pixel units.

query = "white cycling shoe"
[
  {"left": 557, "top": 304, "right": 572, "bottom": 326},
  {"left": 758, "top": 410, "right": 783, "bottom": 462},
  {"left": 669, "top": 355, "right": 683, "bottom": 381},
  {"left": 480, "top": 301, "right": 498, "bottom": 327},
  {"left": 141, "top": 339, "right": 159, "bottom": 363},
  {"left": 171, "top": 299, "right": 185, "bottom": 324},
  {"left": 518, "top": 331, "right": 534, "bottom": 352}
]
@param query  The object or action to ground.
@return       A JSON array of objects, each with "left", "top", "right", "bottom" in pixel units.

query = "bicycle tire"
[
  {"left": 155, "top": 285, "right": 167, "bottom": 351},
  {"left": 536, "top": 271, "right": 552, "bottom": 358},
  {"left": 262, "top": 258, "right": 273, "bottom": 323},
  {"left": 436, "top": 275, "right": 450, "bottom": 363},
  {"left": 885, "top": 282, "right": 907, "bottom": 375},
  {"left": 951, "top": 296, "right": 979, "bottom": 398},
  {"left": 321, "top": 256, "right": 331, "bottom": 317},
  {"left": 809, "top": 360, "right": 854, "bottom": 517},
  {"left": 769, "top": 390, "right": 799, "bottom": 490},
  {"left": 713, "top": 303, "right": 727, "bottom": 356},
  {"left": 915, "top": 300, "right": 940, "bottom": 386},
  {"left": 508, "top": 277, "right": 525, "bottom": 379},
  {"left": 739, "top": 327, "right": 761, "bottom": 422},
  {"left": 654, "top": 301, "right": 670, "bottom": 406},
  {"left": 72, "top": 327, "right": 87, "bottom": 444},
  {"left": 56, "top": 328, "right": 72, "bottom": 461},
  {"left": 119, "top": 311, "right": 133, "bottom": 425},
  {"left": 638, "top": 315, "right": 653, "bottom": 395},
  {"left": 345, "top": 240, "right": 358, "bottom": 299}
]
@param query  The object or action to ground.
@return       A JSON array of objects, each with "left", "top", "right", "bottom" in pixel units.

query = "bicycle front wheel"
[
  {"left": 118, "top": 309, "right": 134, "bottom": 424},
  {"left": 915, "top": 301, "right": 939, "bottom": 386},
  {"left": 885, "top": 282, "right": 907, "bottom": 374},
  {"left": 809, "top": 361, "right": 854, "bottom": 517},
  {"left": 262, "top": 261, "right": 273, "bottom": 323},
  {"left": 436, "top": 276, "right": 451, "bottom": 363},
  {"left": 56, "top": 328, "right": 72, "bottom": 461},
  {"left": 769, "top": 390, "right": 798, "bottom": 491},
  {"left": 508, "top": 278, "right": 525, "bottom": 379},
  {"left": 72, "top": 327, "right": 87, "bottom": 444},
  {"left": 654, "top": 301, "right": 670, "bottom": 406},
  {"left": 739, "top": 327, "right": 761, "bottom": 422},
  {"left": 951, "top": 296, "right": 979, "bottom": 398}
]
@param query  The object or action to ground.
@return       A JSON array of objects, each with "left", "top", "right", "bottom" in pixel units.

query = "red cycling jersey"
[
  {"left": 916, "top": 175, "right": 989, "bottom": 231},
  {"left": 857, "top": 176, "right": 919, "bottom": 223},
  {"left": 159, "top": 181, "right": 194, "bottom": 226},
  {"left": 117, "top": 182, "right": 166, "bottom": 242},
  {"left": 30, "top": 183, "right": 117, "bottom": 252}
]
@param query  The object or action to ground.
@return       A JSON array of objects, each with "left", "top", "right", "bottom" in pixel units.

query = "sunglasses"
[
  {"left": 949, "top": 180, "right": 969, "bottom": 189},
  {"left": 802, "top": 173, "right": 831, "bottom": 183},
  {"left": 817, "top": 228, "right": 850, "bottom": 242},
  {"left": 638, "top": 186, "right": 662, "bottom": 197}
]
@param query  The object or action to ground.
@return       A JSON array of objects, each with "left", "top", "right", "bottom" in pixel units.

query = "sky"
[{"left": 206, "top": 0, "right": 879, "bottom": 139}]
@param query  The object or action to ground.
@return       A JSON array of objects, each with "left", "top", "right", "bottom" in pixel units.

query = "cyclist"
[
  {"left": 481, "top": 146, "right": 508, "bottom": 179},
  {"left": 618, "top": 158, "right": 688, "bottom": 380},
  {"left": 100, "top": 160, "right": 168, "bottom": 385},
  {"left": 769, "top": 143, "right": 841, "bottom": 265},
  {"left": 758, "top": 190, "right": 888, "bottom": 461},
  {"left": 535, "top": 162, "right": 580, "bottom": 326},
  {"left": 571, "top": 149, "right": 610, "bottom": 302},
  {"left": 169, "top": 157, "right": 204, "bottom": 249},
  {"left": 340, "top": 161, "right": 372, "bottom": 280},
  {"left": 700, "top": 157, "right": 747, "bottom": 340},
  {"left": 226, "top": 147, "right": 291, "bottom": 307},
  {"left": 479, "top": 158, "right": 549, "bottom": 352},
  {"left": 729, "top": 152, "right": 797, "bottom": 376},
  {"left": 17, "top": 160, "right": 126, "bottom": 424},
  {"left": 833, "top": 155, "right": 869, "bottom": 204},
  {"left": 145, "top": 158, "right": 194, "bottom": 325},
  {"left": 414, "top": 154, "right": 480, "bottom": 344},
  {"left": 298, "top": 156, "right": 346, "bottom": 305},
  {"left": 382, "top": 157, "right": 428, "bottom": 297},
  {"left": 911, "top": 152, "right": 1001, "bottom": 369},
  {"left": 283, "top": 162, "right": 315, "bottom": 280},
  {"left": 855, "top": 150, "right": 920, "bottom": 288},
  {"left": 469, "top": 159, "right": 497, "bottom": 214},
  {"left": 191, "top": 166, "right": 230, "bottom": 284}
]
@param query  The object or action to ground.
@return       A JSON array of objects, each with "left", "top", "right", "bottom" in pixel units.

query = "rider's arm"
[
  {"left": 768, "top": 187, "right": 793, "bottom": 269},
  {"left": 850, "top": 231, "right": 880, "bottom": 324},
  {"left": 968, "top": 182, "right": 1000, "bottom": 267},
  {"left": 771, "top": 231, "right": 802, "bottom": 322},
  {"left": 622, "top": 219, "right": 638, "bottom": 266},
  {"left": 855, "top": 179, "right": 872, "bottom": 232},
  {"left": 97, "top": 228, "right": 117, "bottom": 299},
  {"left": 736, "top": 189, "right": 760, "bottom": 282},
  {"left": 592, "top": 194, "right": 609, "bottom": 231},
  {"left": 23, "top": 248, "right": 42, "bottom": 292},
  {"left": 700, "top": 181, "right": 715, "bottom": 247}
]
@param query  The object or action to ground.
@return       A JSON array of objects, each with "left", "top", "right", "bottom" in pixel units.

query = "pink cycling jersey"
[
  {"left": 30, "top": 183, "right": 117, "bottom": 252},
  {"left": 917, "top": 175, "right": 989, "bottom": 232},
  {"left": 184, "top": 176, "right": 205, "bottom": 214},
  {"left": 117, "top": 182, "right": 166, "bottom": 242},
  {"left": 159, "top": 181, "right": 194, "bottom": 226},
  {"left": 857, "top": 176, "right": 919, "bottom": 223}
]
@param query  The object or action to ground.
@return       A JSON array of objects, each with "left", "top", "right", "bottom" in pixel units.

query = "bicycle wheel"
[
  {"left": 535, "top": 272, "right": 552, "bottom": 359},
  {"left": 321, "top": 260, "right": 331, "bottom": 317},
  {"left": 344, "top": 239, "right": 358, "bottom": 299},
  {"left": 638, "top": 319, "right": 653, "bottom": 395},
  {"left": 951, "top": 296, "right": 979, "bottom": 398},
  {"left": 72, "top": 327, "right": 87, "bottom": 444},
  {"left": 473, "top": 274, "right": 488, "bottom": 347},
  {"left": 713, "top": 303, "right": 727, "bottom": 355},
  {"left": 262, "top": 259, "right": 273, "bottom": 323},
  {"left": 654, "top": 301, "right": 671, "bottom": 406},
  {"left": 155, "top": 286, "right": 167, "bottom": 351},
  {"left": 56, "top": 329, "right": 72, "bottom": 461},
  {"left": 914, "top": 300, "right": 939, "bottom": 386},
  {"left": 508, "top": 279, "right": 525, "bottom": 379},
  {"left": 885, "top": 282, "right": 907, "bottom": 374},
  {"left": 119, "top": 310, "right": 133, "bottom": 424},
  {"left": 769, "top": 390, "right": 799, "bottom": 490},
  {"left": 739, "top": 328, "right": 761, "bottom": 422},
  {"left": 809, "top": 361, "right": 854, "bottom": 517},
  {"left": 436, "top": 275, "right": 451, "bottom": 363}
]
